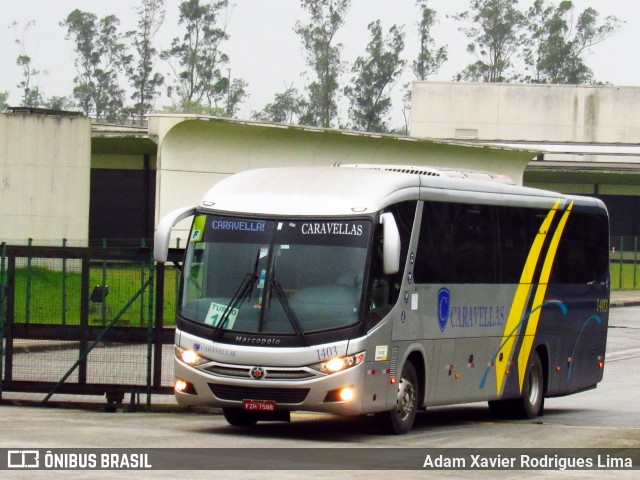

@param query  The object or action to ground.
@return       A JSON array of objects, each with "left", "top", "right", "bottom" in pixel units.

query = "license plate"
[{"left": 243, "top": 399, "right": 275, "bottom": 412}]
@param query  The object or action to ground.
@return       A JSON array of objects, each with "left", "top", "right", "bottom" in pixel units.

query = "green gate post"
[
  {"left": 146, "top": 250, "right": 155, "bottom": 410},
  {"left": 101, "top": 239, "right": 108, "bottom": 326},
  {"left": 634, "top": 237, "right": 638, "bottom": 290},
  {"left": 140, "top": 238, "right": 146, "bottom": 327},
  {"left": 619, "top": 237, "right": 624, "bottom": 289},
  {"left": 62, "top": 238, "right": 67, "bottom": 325},
  {"left": 25, "top": 238, "right": 33, "bottom": 324},
  {"left": 0, "top": 242, "right": 6, "bottom": 399}
]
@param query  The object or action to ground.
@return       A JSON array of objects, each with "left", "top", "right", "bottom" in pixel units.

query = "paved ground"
[{"left": 610, "top": 290, "right": 640, "bottom": 307}]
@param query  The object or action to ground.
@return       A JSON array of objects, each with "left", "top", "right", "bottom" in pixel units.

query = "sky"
[{"left": 1, "top": 0, "right": 638, "bottom": 128}]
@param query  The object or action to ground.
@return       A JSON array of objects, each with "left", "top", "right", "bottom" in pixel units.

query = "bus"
[{"left": 154, "top": 164, "right": 609, "bottom": 434}]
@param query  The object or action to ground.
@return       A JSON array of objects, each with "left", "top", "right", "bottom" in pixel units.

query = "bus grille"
[
  {"left": 209, "top": 384, "right": 310, "bottom": 404},
  {"left": 204, "top": 365, "right": 314, "bottom": 380}
]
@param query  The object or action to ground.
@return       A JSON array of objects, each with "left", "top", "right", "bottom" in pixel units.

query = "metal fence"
[
  {"left": 610, "top": 236, "right": 640, "bottom": 290},
  {"left": 0, "top": 241, "right": 182, "bottom": 409}
]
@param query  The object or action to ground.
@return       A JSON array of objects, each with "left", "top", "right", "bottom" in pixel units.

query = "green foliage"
[
  {"left": 126, "top": 0, "right": 165, "bottom": 124},
  {"left": 295, "top": 0, "right": 350, "bottom": 128},
  {"left": 413, "top": 0, "right": 447, "bottom": 81},
  {"left": 345, "top": 20, "right": 405, "bottom": 133},
  {"left": 524, "top": 0, "right": 622, "bottom": 84},
  {"left": 253, "top": 85, "right": 306, "bottom": 124},
  {"left": 162, "top": 0, "right": 244, "bottom": 115},
  {"left": 454, "top": 0, "right": 527, "bottom": 82},
  {"left": 0, "top": 91, "right": 9, "bottom": 111},
  {"left": 225, "top": 78, "right": 249, "bottom": 117},
  {"left": 162, "top": 100, "right": 225, "bottom": 116},
  {"left": 43, "top": 96, "right": 75, "bottom": 111},
  {"left": 11, "top": 20, "right": 43, "bottom": 107},
  {"left": 61, "top": 10, "right": 128, "bottom": 121}
]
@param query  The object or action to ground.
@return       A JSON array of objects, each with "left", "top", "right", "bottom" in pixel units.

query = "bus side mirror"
[
  {"left": 379, "top": 212, "right": 401, "bottom": 275},
  {"left": 154, "top": 206, "right": 196, "bottom": 263}
]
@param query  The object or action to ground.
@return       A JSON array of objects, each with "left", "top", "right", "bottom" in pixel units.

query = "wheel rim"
[
  {"left": 527, "top": 364, "right": 541, "bottom": 406},
  {"left": 396, "top": 376, "right": 416, "bottom": 421}
]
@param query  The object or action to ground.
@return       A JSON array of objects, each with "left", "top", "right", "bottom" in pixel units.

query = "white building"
[
  {"left": 410, "top": 82, "right": 640, "bottom": 237},
  {"left": 0, "top": 109, "right": 91, "bottom": 244}
]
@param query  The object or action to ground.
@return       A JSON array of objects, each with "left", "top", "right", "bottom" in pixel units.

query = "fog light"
[
  {"left": 175, "top": 380, "right": 188, "bottom": 392},
  {"left": 174, "top": 379, "right": 197, "bottom": 395},
  {"left": 323, "top": 386, "right": 356, "bottom": 403},
  {"left": 339, "top": 387, "right": 354, "bottom": 401}
]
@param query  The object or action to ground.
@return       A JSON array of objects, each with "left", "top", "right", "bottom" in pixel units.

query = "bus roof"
[{"left": 199, "top": 166, "right": 606, "bottom": 216}]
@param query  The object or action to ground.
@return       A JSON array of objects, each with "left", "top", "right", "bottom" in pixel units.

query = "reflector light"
[{"left": 390, "top": 377, "right": 397, "bottom": 384}]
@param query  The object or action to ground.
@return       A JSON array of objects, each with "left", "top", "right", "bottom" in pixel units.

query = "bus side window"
[
  {"left": 367, "top": 226, "right": 392, "bottom": 327},
  {"left": 367, "top": 202, "right": 416, "bottom": 328}
]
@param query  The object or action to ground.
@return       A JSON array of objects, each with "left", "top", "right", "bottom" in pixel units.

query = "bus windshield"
[{"left": 180, "top": 215, "right": 371, "bottom": 336}]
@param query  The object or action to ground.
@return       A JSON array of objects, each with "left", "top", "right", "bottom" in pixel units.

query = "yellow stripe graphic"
[
  {"left": 495, "top": 200, "right": 560, "bottom": 397},
  {"left": 517, "top": 201, "right": 574, "bottom": 391}
]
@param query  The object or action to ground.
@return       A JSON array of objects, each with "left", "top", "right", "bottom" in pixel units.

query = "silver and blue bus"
[{"left": 154, "top": 164, "right": 609, "bottom": 434}]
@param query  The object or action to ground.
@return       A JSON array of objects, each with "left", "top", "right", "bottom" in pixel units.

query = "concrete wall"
[
  {"left": 0, "top": 112, "right": 91, "bottom": 244},
  {"left": 149, "top": 115, "right": 536, "bottom": 244},
  {"left": 410, "top": 82, "right": 640, "bottom": 143}
]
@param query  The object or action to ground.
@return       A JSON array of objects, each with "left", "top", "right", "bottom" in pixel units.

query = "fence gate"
[{"left": 0, "top": 243, "right": 181, "bottom": 409}]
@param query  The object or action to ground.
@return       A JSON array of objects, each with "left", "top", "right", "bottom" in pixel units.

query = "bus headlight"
[
  {"left": 312, "top": 352, "right": 365, "bottom": 374},
  {"left": 175, "top": 347, "right": 207, "bottom": 366}
]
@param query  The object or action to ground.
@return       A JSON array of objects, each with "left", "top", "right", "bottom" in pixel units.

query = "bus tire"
[
  {"left": 488, "top": 351, "right": 544, "bottom": 419},
  {"left": 517, "top": 351, "right": 544, "bottom": 419},
  {"left": 376, "top": 361, "right": 418, "bottom": 434},
  {"left": 222, "top": 407, "right": 259, "bottom": 427}
]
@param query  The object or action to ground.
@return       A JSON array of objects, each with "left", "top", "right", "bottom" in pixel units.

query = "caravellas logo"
[{"left": 437, "top": 288, "right": 451, "bottom": 332}]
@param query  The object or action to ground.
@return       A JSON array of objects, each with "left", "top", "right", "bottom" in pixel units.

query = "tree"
[
  {"left": 412, "top": 0, "right": 447, "bottom": 81},
  {"left": 454, "top": 0, "right": 527, "bottom": 82},
  {"left": 295, "top": 0, "right": 350, "bottom": 128},
  {"left": 127, "top": 0, "right": 165, "bottom": 124},
  {"left": 253, "top": 84, "right": 306, "bottom": 124},
  {"left": 61, "top": 10, "right": 128, "bottom": 121},
  {"left": 344, "top": 20, "right": 405, "bottom": 133},
  {"left": 162, "top": 0, "right": 246, "bottom": 114},
  {"left": 11, "top": 20, "right": 43, "bottom": 107},
  {"left": 524, "top": 0, "right": 622, "bottom": 84},
  {"left": 224, "top": 77, "right": 248, "bottom": 117},
  {"left": 44, "top": 96, "right": 75, "bottom": 111},
  {"left": 0, "top": 91, "right": 9, "bottom": 111}
]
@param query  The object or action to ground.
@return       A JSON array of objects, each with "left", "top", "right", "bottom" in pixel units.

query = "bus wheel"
[
  {"left": 517, "top": 351, "right": 544, "bottom": 419},
  {"left": 222, "top": 408, "right": 259, "bottom": 427},
  {"left": 488, "top": 351, "right": 544, "bottom": 419},
  {"left": 376, "top": 361, "right": 418, "bottom": 434}
]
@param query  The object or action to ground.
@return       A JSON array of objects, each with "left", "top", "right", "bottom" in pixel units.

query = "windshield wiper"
[
  {"left": 213, "top": 249, "right": 263, "bottom": 339},
  {"left": 271, "top": 279, "right": 309, "bottom": 346},
  {"left": 212, "top": 272, "right": 257, "bottom": 339}
]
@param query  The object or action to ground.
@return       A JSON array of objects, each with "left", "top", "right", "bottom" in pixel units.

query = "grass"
[
  {"left": 8, "top": 264, "right": 179, "bottom": 326},
  {"left": 610, "top": 262, "right": 640, "bottom": 290}
]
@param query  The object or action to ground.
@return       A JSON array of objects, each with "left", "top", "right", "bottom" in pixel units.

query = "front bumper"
[{"left": 174, "top": 358, "right": 366, "bottom": 415}]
